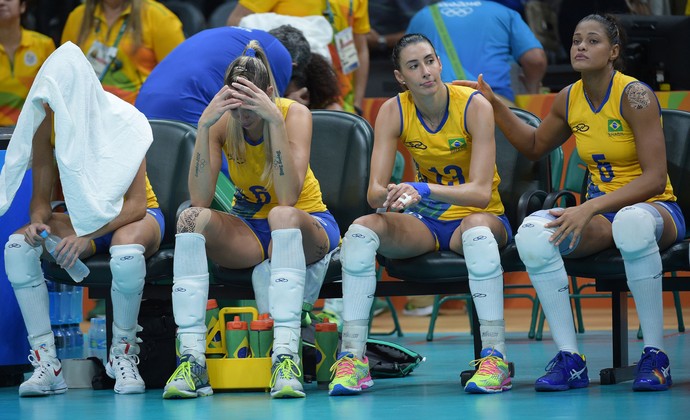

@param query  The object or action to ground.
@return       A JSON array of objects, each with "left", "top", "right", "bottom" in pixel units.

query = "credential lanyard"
[
  {"left": 430, "top": 4, "right": 466, "bottom": 80},
  {"left": 95, "top": 17, "right": 128, "bottom": 81}
]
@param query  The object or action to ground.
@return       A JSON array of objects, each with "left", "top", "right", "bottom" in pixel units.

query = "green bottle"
[
  {"left": 315, "top": 317, "right": 339, "bottom": 386},
  {"left": 205, "top": 299, "right": 223, "bottom": 352},
  {"left": 249, "top": 314, "right": 274, "bottom": 358},
  {"left": 225, "top": 316, "right": 250, "bottom": 358}
]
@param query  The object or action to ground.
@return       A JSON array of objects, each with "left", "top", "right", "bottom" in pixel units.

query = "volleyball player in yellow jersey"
[
  {"left": 6, "top": 103, "right": 164, "bottom": 396},
  {"left": 0, "top": 0, "right": 55, "bottom": 126},
  {"left": 164, "top": 41, "right": 339, "bottom": 400},
  {"left": 61, "top": 0, "right": 184, "bottom": 104},
  {"left": 333, "top": 33, "right": 513, "bottom": 396},
  {"left": 459, "top": 14, "right": 685, "bottom": 392}
]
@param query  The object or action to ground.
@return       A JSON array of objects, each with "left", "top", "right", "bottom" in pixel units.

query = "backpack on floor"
[{"left": 366, "top": 338, "right": 425, "bottom": 378}]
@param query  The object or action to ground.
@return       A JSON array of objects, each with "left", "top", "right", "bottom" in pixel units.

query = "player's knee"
[
  {"left": 4, "top": 234, "right": 44, "bottom": 289},
  {"left": 612, "top": 205, "right": 661, "bottom": 259},
  {"left": 462, "top": 226, "right": 502, "bottom": 280},
  {"left": 176, "top": 207, "right": 211, "bottom": 234},
  {"left": 341, "top": 224, "right": 380, "bottom": 277},
  {"left": 515, "top": 213, "right": 564, "bottom": 274},
  {"left": 110, "top": 244, "right": 146, "bottom": 294}
]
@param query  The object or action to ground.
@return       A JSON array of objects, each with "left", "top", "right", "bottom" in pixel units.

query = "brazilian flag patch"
[
  {"left": 448, "top": 137, "right": 466, "bottom": 152},
  {"left": 608, "top": 119, "right": 623, "bottom": 132}
]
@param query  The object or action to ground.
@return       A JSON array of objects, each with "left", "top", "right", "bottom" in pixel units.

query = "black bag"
[
  {"left": 136, "top": 299, "right": 178, "bottom": 389},
  {"left": 366, "top": 338, "right": 425, "bottom": 378}
]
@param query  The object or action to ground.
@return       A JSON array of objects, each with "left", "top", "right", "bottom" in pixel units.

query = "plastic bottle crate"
[{"left": 206, "top": 307, "right": 272, "bottom": 390}]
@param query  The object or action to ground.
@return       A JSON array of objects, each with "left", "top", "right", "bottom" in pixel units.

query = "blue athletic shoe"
[
  {"left": 535, "top": 351, "right": 589, "bottom": 391},
  {"left": 632, "top": 347, "right": 672, "bottom": 391}
]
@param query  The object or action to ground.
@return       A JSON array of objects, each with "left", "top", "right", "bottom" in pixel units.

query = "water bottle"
[
  {"left": 70, "top": 324, "right": 85, "bottom": 359},
  {"left": 249, "top": 313, "right": 273, "bottom": 358},
  {"left": 40, "top": 231, "right": 90, "bottom": 282},
  {"left": 62, "top": 324, "right": 73, "bottom": 359},
  {"left": 315, "top": 317, "right": 339, "bottom": 386},
  {"left": 47, "top": 281, "right": 59, "bottom": 326},
  {"left": 205, "top": 299, "right": 222, "bottom": 351},
  {"left": 225, "top": 316, "right": 250, "bottom": 358},
  {"left": 71, "top": 286, "right": 83, "bottom": 324},
  {"left": 88, "top": 317, "right": 107, "bottom": 364},
  {"left": 53, "top": 325, "right": 67, "bottom": 360},
  {"left": 60, "top": 284, "right": 73, "bottom": 325}
]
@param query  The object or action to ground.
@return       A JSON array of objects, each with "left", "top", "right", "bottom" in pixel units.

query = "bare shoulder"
[{"left": 623, "top": 81, "right": 654, "bottom": 111}]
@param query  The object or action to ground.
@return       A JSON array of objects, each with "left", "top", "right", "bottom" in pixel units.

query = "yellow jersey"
[
  {"left": 239, "top": 0, "right": 370, "bottom": 113},
  {"left": 61, "top": 0, "right": 184, "bottom": 104},
  {"left": 567, "top": 71, "right": 675, "bottom": 203},
  {"left": 0, "top": 28, "right": 56, "bottom": 126},
  {"left": 223, "top": 98, "right": 327, "bottom": 219},
  {"left": 398, "top": 84, "right": 504, "bottom": 220}
]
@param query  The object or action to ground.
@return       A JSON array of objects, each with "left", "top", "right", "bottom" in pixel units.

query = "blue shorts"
[
  {"left": 402, "top": 211, "right": 513, "bottom": 251},
  {"left": 599, "top": 201, "right": 686, "bottom": 243},
  {"left": 240, "top": 211, "right": 341, "bottom": 260},
  {"left": 92, "top": 207, "right": 165, "bottom": 253}
]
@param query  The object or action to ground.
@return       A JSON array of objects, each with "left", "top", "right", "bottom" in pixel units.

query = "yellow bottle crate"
[{"left": 206, "top": 307, "right": 272, "bottom": 391}]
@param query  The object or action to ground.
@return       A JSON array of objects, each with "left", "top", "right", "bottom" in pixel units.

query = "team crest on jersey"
[
  {"left": 448, "top": 137, "right": 466, "bottom": 153},
  {"left": 608, "top": 119, "right": 624, "bottom": 135}
]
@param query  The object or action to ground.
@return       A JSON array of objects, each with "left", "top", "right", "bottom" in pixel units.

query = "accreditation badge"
[
  {"left": 334, "top": 26, "right": 359, "bottom": 74},
  {"left": 85, "top": 40, "right": 118, "bottom": 79}
]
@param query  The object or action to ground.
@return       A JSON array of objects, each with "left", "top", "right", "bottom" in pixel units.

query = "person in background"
[
  {"left": 163, "top": 41, "right": 340, "bottom": 400},
  {"left": 407, "top": 0, "right": 546, "bottom": 105},
  {"left": 0, "top": 0, "right": 55, "bottom": 126},
  {"left": 332, "top": 33, "right": 514, "bottom": 396},
  {"left": 226, "top": 0, "right": 370, "bottom": 114},
  {"left": 458, "top": 13, "right": 684, "bottom": 392},
  {"left": 366, "top": 0, "right": 431, "bottom": 54},
  {"left": 61, "top": 0, "right": 185, "bottom": 104}
]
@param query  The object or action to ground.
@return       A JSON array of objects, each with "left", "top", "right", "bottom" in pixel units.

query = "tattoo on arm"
[
  {"left": 626, "top": 83, "right": 651, "bottom": 110},
  {"left": 194, "top": 153, "right": 207, "bottom": 177},
  {"left": 274, "top": 150, "right": 285, "bottom": 176}
]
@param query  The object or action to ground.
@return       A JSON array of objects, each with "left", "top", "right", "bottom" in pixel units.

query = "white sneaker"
[
  {"left": 105, "top": 343, "right": 145, "bottom": 394},
  {"left": 19, "top": 349, "right": 68, "bottom": 397},
  {"left": 270, "top": 351, "right": 305, "bottom": 398}
]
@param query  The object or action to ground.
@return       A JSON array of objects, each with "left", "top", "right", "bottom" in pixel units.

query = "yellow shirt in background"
[
  {"left": 0, "top": 28, "right": 55, "bottom": 126},
  {"left": 61, "top": 0, "right": 184, "bottom": 104}
]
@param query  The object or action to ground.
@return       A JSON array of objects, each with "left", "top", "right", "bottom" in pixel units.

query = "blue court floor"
[{"left": 2, "top": 330, "right": 689, "bottom": 419}]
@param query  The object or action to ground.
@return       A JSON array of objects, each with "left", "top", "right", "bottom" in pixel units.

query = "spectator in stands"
[
  {"left": 61, "top": 0, "right": 185, "bottom": 104},
  {"left": 366, "top": 0, "right": 431, "bottom": 54},
  {"left": 226, "top": 0, "right": 370, "bottom": 114},
  {"left": 459, "top": 13, "right": 684, "bottom": 392},
  {"left": 0, "top": 0, "right": 55, "bottom": 126},
  {"left": 284, "top": 52, "right": 343, "bottom": 110},
  {"left": 332, "top": 33, "right": 514, "bottom": 397},
  {"left": 163, "top": 41, "right": 339, "bottom": 400},
  {"left": 407, "top": 0, "right": 547, "bottom": 104}
]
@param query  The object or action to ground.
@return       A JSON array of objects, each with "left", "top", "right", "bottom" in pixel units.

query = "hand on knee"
[{"left": 5, "top": 234, "right": 44, "bottom": 289}]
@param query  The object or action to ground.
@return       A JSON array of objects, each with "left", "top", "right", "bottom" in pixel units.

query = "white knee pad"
[
  {"left": 515, "top": 213, "right": 565, "bottom": 274},
  {"left": 462, "top": 226, "right": 502, "bottom": 281},
  {"left": 4, "top": 234, "right": 44, "bottom": 289},
  {"left": 341, "top": 224, "right": 380, "bottom": 277},
  {"left": 612, "top": 204, "right": 661, "bottom": 259},
  {"left": 269, "top": 268, "right": 305, "bottom": 327},
  {"left": 172, "top": 274, "right": 209, "bottom": 334},
  {"left": 251, "top": 259, "right": 271, "bottom": 314},
  {"left": 110, "top": 244, "right": 146, "bottom": 294}
]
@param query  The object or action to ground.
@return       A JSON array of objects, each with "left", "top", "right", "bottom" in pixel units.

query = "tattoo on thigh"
[
  {"left": 177, "top": 208, "right": 203, "bottom": 233},
  {"left": 627, "top": 83, "right": 650, "bottom": 110},
  {"left": 274, "top": 150, "right": 285, "bottom": 176}
]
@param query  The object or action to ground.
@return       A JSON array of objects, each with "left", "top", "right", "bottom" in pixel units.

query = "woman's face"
[
  {"left": 570, "top": 20, "right": 618, "bottom": 73},
  {"left": 230, "top": 106, "right": 261, "bottom": 130},
  {"left": 394, "top": 42, "right": 442, "bottom": 94},
  {"left": 0, "top": 0, "right": 25, "bottom": 22}
]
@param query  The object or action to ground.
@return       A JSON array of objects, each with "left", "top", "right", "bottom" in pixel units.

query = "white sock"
[
  {"left": 469, "top": 275, "right": 504, "bottom": 321},
  {"left": 13, "top": 281, "right": 52, "bottom": 343},
  {"left": 530, "top": 267, "right": 579, "bottom": 354},
  {"left": 29, "top": 331, "right": 58, "bottom": 359},
  {"left": 479, "top": 320, "right": 506, "bottom": 358},
  {"left": 110, "top": 244, "right": 146, "bottom": 331},
  {"left": 625, "top": 252, "right": 664, "bottom": 350},
  {"left": 341, "top": 320, "right": 369, "bottom": 359},
  {"left": 273, "top": 326, "right": 301, "bottom": 355},
  {"left": 269, "top": 229, "right": 306, "bottom": 330},
  {"left": 323, "top": 298, "right": 344, "bottom": 316}
]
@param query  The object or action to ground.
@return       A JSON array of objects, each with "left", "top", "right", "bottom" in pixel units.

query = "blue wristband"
[{"left": 405, "top": 182, "right": 431, "bottom": 199}]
